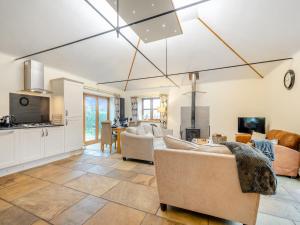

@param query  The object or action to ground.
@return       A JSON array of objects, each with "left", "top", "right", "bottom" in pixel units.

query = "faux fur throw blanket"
[{"left": 222, "top": 142, "right": 277, "bottom": 195}]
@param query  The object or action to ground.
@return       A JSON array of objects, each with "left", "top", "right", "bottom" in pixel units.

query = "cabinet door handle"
[
  {"left": 41, "top": 129, "right": 44, "bottom": 137},
  {"left": 65, "top": 110, "right": 68, "bottom": 116},
  {"left": 66, "top": 119, "right": 68, "bottom": 126},
  {"left": 45, "top": 129, "right": 48, "bottom": 136}
]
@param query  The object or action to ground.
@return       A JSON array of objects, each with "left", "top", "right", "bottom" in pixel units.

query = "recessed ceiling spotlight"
[
  {"left": 146, "top": 29, "right": 150, "bottom": 32},
  {"left": 151, "top": 3, "right": 155, "bottom": 7},
  {"left": 132, "top": 10, "right": 136, "bottom": 14},
  {"left": 162, "top": 24, "right": 166, "bottom": 28}
]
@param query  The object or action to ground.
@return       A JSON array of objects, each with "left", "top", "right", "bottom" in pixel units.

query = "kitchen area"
[{"left": 0, "top": 60, "right": 84, "bottom": 176}]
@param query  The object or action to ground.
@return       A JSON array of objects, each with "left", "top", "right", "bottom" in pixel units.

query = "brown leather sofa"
[
  {"left": 236, "top": 130, "right": 300, "bottom": 177},
  {"left": 266, "top": 130, "right": 300, "bottom": 177}
]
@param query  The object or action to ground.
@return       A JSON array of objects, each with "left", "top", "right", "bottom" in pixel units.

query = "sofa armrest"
[{"left": 273, "top": 145, "right": 300, "bottom": 176}]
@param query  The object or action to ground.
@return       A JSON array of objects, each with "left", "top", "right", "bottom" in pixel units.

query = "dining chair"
[{"left": 101, "top": 120, "right": 116, "bottom": 153}]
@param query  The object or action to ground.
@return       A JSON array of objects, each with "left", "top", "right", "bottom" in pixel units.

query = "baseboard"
[{"left": 0, "top": 149, "right": 83, "bottom": 177}]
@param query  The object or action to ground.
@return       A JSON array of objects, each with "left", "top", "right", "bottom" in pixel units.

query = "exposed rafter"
[
  {"left": 14, "top": 0, "right": 211, "bottom": 61},
  {"left": 84, "top": 0, "right": 179, "bottom": 88},
  {"left": 197, "top": 17, "right": 264, "bottom": 78},
  {"left": 97, "top": 57, "right": 292, "bottom": 85},
  {"left": 124, "top": 38, "right": 140, "bottom": 91}
]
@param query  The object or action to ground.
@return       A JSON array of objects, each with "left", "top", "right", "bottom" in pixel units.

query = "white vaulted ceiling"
[{"left": 0, "top": 0, "right": 300, "bottom": 90}]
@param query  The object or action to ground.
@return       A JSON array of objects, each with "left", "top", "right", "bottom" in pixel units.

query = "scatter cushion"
[
  {"left": 164, "top": 135, "right": 199, "bottom": 150},
  {"left": 126, "top": 127, "right": 137, "bottom": 135},
  {"left": 153, "top": 126, "right": 164, "bottom": 137},
  {"left": 142, "top": 125, "right": 153, "bottom": 135},
  {"left": 270, "top": 139, "right": 279, "bottom": 145},
  {"left": 251, "top": 131, "right": 266, "bottom": 140}
]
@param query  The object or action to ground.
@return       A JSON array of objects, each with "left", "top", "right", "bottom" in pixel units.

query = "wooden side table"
[
  {"left": 235, "top": 133, "right": 252, "bottom": 143},
  {"left": 193, "top": 138, "right": 209, "bottom": 145}
]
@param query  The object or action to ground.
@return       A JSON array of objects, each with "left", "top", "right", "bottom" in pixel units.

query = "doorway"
[{"left": 84, "top": 94, "right": 109, "bottom": 145}]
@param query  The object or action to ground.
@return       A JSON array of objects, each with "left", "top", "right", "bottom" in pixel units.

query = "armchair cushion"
[{"left": 163, "top": 135, "right": 199, "bottom": 150}]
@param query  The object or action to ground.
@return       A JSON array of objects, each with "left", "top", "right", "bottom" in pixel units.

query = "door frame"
[{"left": 83, "top": 94, "right": 110, "bottom": 145}]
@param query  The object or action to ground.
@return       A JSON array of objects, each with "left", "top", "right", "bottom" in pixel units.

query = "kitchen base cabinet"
[
  {"left": 0, "top": 130, "right": 18, "bottom": 169},
  {"left": 44, "top": 126, "right": 64, "bottom": 157},
  {"left": 19, "top": 126, "right": 65, "bottom": 164},
  {"left": 20, "top": 128, "right": 44, "bottom": 163}
]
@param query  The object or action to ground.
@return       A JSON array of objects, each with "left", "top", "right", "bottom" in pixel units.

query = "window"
[{"left": 142, "top": 98, "right": 161, "bottom": 120}]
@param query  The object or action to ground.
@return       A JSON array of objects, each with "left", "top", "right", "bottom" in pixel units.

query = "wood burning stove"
[{"left": 186, "top": 128, "right": 200, "bottom": 142}]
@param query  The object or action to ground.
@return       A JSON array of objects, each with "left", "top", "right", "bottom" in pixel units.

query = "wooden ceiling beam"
[
  {"left": 124, "top": 38, "right": 141, "bottom": 91},
  {"left": 197, "top": 17, "right": 264, "bottom": 78}
]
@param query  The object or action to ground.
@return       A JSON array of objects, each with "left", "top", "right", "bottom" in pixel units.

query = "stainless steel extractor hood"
[{"left": 24, "top": 60, "right": 51, "bottom": 93}]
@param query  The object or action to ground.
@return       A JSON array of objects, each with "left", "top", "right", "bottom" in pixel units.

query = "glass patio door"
[
  {"left": 98, "top": 97, "right": 109, "bottom": 139},
  {"left": 84, "top": 94, "right": 109, "bottom": 145}
]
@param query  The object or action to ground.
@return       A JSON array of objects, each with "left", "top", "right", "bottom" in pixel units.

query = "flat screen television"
[
  {"left": 238, "top": 117, "right": 265, "bottom": 134},
  {"left": 9, "top": 93, "right": 50, "bottom": 124}
]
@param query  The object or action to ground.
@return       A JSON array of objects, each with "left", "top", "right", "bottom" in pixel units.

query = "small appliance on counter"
[{"left": 0, "top": 115, "right": 16, "bottom": 127}]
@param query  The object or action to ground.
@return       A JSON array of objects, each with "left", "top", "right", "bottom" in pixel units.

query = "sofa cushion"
[
  {"left": 136, "top": 126, "right": 147, "bottom": 135},
  {"left": 126, "top": 127, "right": 137, "bottom": 135},
  {"left": 142, "top": 125, "right": 153, "bottom": 135},
  {"left": 153, "top": 126, "right": 164, "bottom": 137},
  {"left": 266, "top": 130, "right": 300, "bottom": 151},
  {"left": 251, "top": 131, "right": 266, "bottom": 140},
  {"left": 195, "top": 145, "right": 232, "bottom": 155},
  {"left": 164, "top": 135, "right": 199, "bottom": 150}
]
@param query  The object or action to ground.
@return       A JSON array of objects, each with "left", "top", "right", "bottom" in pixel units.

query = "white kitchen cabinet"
[
  {"left": 0, "top": 130, "right": 18, "bottom": 169},
  {"left": 44, "top": 126, "right": 64, "bottom": 157},
  {"left": 51, "top": 78, "right": 83, "bottom": 120},
  {"left": 64, "top": 80, "right": 83, "bottom": 118},
  {"left": 51, "top": 78, "right": 83, "bottom": 152},
  {"left": 65, "top": 117, "right": 83, "bottom": 152},
  {"left": 20, "top": 128, "right": 44, "bottom": 163}
]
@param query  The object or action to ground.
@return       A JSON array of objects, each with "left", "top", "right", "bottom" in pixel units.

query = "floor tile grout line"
[
  {"left": 47, "top": 192, "right": 88, "bottom": 224},
  {"left": 0, "top": 195, "right": 54, "bottom": 225},
  {"left": 79, "top": 198, "right": 109, "bottom": 225},
  {"left": 258, "top": 211, "right": 300, "bottom": 222}
]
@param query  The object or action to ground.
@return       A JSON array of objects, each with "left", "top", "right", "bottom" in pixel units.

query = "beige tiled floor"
[{"left": 0, "top": 143, "right": 299, "bottom": 225}]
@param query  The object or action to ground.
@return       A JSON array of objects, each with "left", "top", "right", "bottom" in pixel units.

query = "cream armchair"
[
  {"left": 121, "top": 132, "right": 154, "bottom": 162},
  {"left": 120, "top": 125, "right": 173, "bottom": 163},
  {"left": 154, "top": 148, "right": 260, "bottom": 225}
]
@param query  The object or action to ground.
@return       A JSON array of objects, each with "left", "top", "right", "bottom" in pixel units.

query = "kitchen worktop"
[{"left": 0, "top": 124, "right": 64, "bottom": 130}]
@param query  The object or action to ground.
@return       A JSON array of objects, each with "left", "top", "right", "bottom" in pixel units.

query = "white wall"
[
  {"left": 264, "top": 51, "right": 300, "bottom": 134},
  {"left": 170, "top": 80, "right": 267, "bottom": 140},
  {"left": 124, "top": 77, "right": 266, "bottom": 140},
  {"left": 0, "top": 52, "right": 122, "bottom": 117},
  {"left": 124, "top": 50, "right": 300, "bottom": 140}
]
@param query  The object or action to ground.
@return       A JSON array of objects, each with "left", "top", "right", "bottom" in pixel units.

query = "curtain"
[
  {"left": 131, "top": 97, "right": 138, "bottom": 122},
  {"left": 160, "top": 94, "right": 168, "bottom": 128},
  {"left": 114, "top": 96, "right": 120, "bottom": 119}
]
